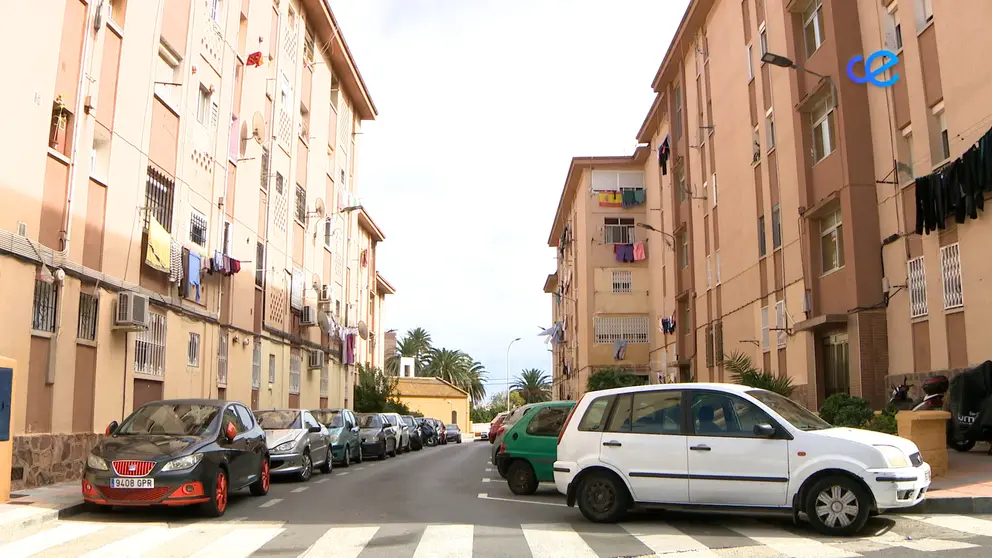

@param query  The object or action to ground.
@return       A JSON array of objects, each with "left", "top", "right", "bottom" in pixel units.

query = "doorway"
[{"left": 822, "top": 333, "right": 850, "bottom": 398}]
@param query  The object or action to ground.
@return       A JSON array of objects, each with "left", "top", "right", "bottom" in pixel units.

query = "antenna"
[{"left": 251, "top": 112, "right": 266, "bottom": 145}]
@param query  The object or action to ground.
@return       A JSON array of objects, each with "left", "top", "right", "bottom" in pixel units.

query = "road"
[{"left": 1, "top": 440, "right": 991, "bottom": 557}]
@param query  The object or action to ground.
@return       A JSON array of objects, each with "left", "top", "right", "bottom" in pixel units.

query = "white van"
[{"left": 553, "top": 383, "right": 930, "bottom": 536}]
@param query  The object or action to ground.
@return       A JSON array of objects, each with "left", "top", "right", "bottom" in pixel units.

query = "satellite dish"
[
  {"left": 311, "top": 273, "right": 321, "bottom": 290},
  {"left": 239, "top": 120, "right": 250, "bottom": 156},
  {"left": 358, "top": 321, "right": 369, "bottom": 340},
  {"left": 314, "top": 197, "right": 325, "bottom": 219},
  {"left": 251, "top": 112, "right": 265, "bottom": 145}
]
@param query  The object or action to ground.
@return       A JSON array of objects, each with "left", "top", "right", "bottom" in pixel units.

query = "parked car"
[
  {"left": 357, "top": 413, "right": 398, "bottom": 459},
  {"left": 496, "top": 401, "right": 575, "bottom": 495},
  {"left": 402, "top": 415, "right": 423, "bottom": 450},
  {"left": 83, "top": 399, "right": 269, "bottom": 517},
  {"left": 311, "top": 408, "right": 363, "bottom": 467},
  {"left": 255, "top": 409, "right": 332, "bottom": 481},
  {"left": 554, "top": 383, "right": 932, "bottom": 536},
  {"left": 383, "top": 412, "right": 412, "bottom": 452},
  {"left": 444, "top": 424, "right": 463, "bottom": 443},
  {"left": 489, "top": 412, "right": 508, "bottom": 443},
  {"left": 492, "top": 404, "right": 538, "bottom": 473},
  {"left": 434, "top": 418, "right": 448, "bottom": 444}
]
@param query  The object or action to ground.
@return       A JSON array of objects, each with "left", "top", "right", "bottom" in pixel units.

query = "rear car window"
[
  {"left": 526, "top": 406, "right": 570, "bottom": 436},
  {"left": 578, "top": 396, "right": 613, "bottom": 431}
]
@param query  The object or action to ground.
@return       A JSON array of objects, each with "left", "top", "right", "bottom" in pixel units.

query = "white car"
[{"left": 553, "top": 383, "right": 931, "bottom": 536}]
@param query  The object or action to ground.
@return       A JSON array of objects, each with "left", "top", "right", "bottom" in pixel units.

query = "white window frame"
[
  {"left": 154, "top": 44, "right": 181, "bottom": 111},
  {"left": 746, "top": 44, "right": 754, "bottom": 80},
  {"left": 210, "top": 0, "right": 222, "bottom": 24},
  {"left": 803, "top": 0, "right": 825, "bottom": 59},
  {"left": 593, "top": 316, "right": 650, "bottom": 344},
  {"left": 907, "top": 256, "right": 928, "bottom": 318},
  {"left": 680, "top": 232, "right": 689, "bottom": 269},
  {"left": 771, "top": 204, "right": 782, "bottom": 249},
  {"left": 933, "top": 103, "right": 949, "bottom": 162},
  {"left": 766, "top": 108, "right": 776, "bottom": 150},
  {"left": 223, "top": 220, "right": 233, "bottom": 255},
  {"left": 604, "top": 217, "right": 635, "bottom": 245},
  {"left": 775, "top": 300, "right": 787, "bottom": 348},
  {"left": 915, "top": 0, "right": 933, "bottom": 31},
  {"left": 187, "top": 332, "right": 200, "bottom": 367},
  {"left": 289, "top": 350, "right": 302, "bottom": 394},
  {"left": 590, "top": 170, "right": 645, "bottom": 192},
  {"left": 611, "top": 270, "right": 632, "bottom": 294},
  {"left": 324, "top": 218, "right": 334, "bottom": 250},
  {"left": 761, "top": 306, "right": 770, "bottom": 352},
  {"left": 715, "top": 250, "right": 722, "bottom": 284},
  {"left": 268, "top": 353, "right": 276, "bottom": 384},
  {"left": 820, "top": 208, "right": 844, "bottom": 274},
  {"left": 135, "top": 311, "right": 167, "bottom": 376},
  {"left": 217, "top": 331, "right": 229, "bottom": 386},
  {"left": 811, "top": 94, "right": 836, "bottom": 163},
  {"left": 759, "top": 26, "right": 768, "bottom": 56},
  {"left": 711, "top": 173, "right": 718, "bottom": 206},
  {"left": 197, "top": 85, "right": 212, "bottom": 125},
  {"left": 706, "top": 255, "right": 712, "bottom": 288},
  {"left": 939, "top": 243, "right": 963, "bottom": 310},
  {"left": 885, "top": 3, "right": 903, "bottom": 51},
  {"left": 190, "top": 209, "right": 208, "bottom": 247},
  {"left": 252, "top": 341, "right": 262, "bottom": 389}
]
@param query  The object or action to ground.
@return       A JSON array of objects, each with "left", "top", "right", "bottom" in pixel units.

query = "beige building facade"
[{"left": 0, "top": 0, "right": 393, "bottom": 489}]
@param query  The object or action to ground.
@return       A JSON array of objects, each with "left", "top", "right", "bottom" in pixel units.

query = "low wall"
[{"left": 10, "top": 433, "right": 102, "bottom": 491}]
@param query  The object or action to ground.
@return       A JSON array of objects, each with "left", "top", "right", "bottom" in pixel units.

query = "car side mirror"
[
  {"left": 105, "top": 421, "right": 119, "bottom": 436},
  {"left": 309, "top": 425, "right": 322, "bottom": 433},
  {"left": 753, "top": 423, "right": 776, "bottom": 438},
  {"left": 225, "top": 422, "right": 237, "bottom": 441},
  {"left": 352, "top": 426, "right": 359, "bottom": 432}
]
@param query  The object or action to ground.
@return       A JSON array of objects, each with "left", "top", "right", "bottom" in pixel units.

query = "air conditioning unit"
[
  {"left": 318, "top": 284, "right": 331, "bottom": 302},
  {"left": 308, "top": 349, "right": 325, "bottom": 369},
  {"left": 300, "top": 305, "right": 317, "bottom": 326},
  {"left": 113, "top": 292, "right": 150, "bottom": 331}
]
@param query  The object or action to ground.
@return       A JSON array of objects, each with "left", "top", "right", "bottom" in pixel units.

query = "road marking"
[
  {"left": 413, "top": 524, "right": 474, "bottom": 558},
  {"left": 481, "top": 478, "right": 491, "bottom": 483},
  {"left": 80, "top": 525, "right": 184, "bottom": 558},
  {"left": 477, "top": 493, "right": 568, "bottom": 507},
  {"left": 485, "top": 468, "right": 493, "bottom": 472},
  {"left": 300, "top": 526, "right": 379, "bottom": 558},
  {"left": 292, "top": 487, "right": 308, "bottom": 493},
  {"left": 725, "top": 523, "right": 855, "bottom": 557},
  {"left": 189, "top": 526, "right": 284, "bottom": 558},
  {"left": 338, "top": 471, "right": 350, "bottom": 476},
  {"left": 259, "top": 498, "right": 283, "bottom": 507},
  {"left": 521, "top": 523, "right": 598, "bottom": 557},
  {"left": 903, "top": 514, "right": 992, "bottom": 536},
  {"left": 315, "top": 478, "right": 329, "bottom": 484},
  {"left": 873, "top": 530, "right": 977, "bottom": 552},
  {"left": 354, "top": 467, "right": 366, "bottom": 470},
  {"left": 0, "top": 522, "right": 106, "bottom": 558}
]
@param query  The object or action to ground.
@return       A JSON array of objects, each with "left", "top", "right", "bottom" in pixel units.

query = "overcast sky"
[{"left": 330, "top": 0, "right": 689, "bottom": 396}]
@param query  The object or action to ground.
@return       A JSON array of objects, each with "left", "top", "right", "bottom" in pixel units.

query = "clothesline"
[{"left": 914, "top": 125, "right": 992, "bottom": 235}]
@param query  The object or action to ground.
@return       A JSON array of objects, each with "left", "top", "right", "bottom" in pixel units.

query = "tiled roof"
[{"left": 396, "top": 377, "right": 469, "bottom": 399}]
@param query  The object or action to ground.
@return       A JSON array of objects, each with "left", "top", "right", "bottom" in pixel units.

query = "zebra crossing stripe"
[
  {"left": 621, "top": 522, "right": 719, "bottom": 557},
  {"left": 725, "top": 522, "right": 859, "bottom": 557},
  {"left": 79, "top": 525, "right": 186, "bottom": 558},
  {"left": 413, "top": 524, "right": 474, "bottom": 558},
  {"left": 903, "top": 514, "right": 992, "bottom": 537},
  {"left": 873, "top": 530, "right": 978, "bottom": 552},
  {"left": 188, "top": 526, "right": 285, "bottom": 558},
  {"left": 521, "top": 523, "right": 599, "bottom": 558},
  {"left": 300, "top": 526, "right": 379, "bottom": 558},
  {"left": 0, "top": 522, "right": 106, "bottom": 558}
]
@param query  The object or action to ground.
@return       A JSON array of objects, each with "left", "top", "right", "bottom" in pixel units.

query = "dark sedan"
[
  {"left": 401, "top": 415, "right": 423, "bottom": 450},
  {"left": 357, "top": 412, "right": 397, "bottom": 459},
  {"left": 445, "top": 423, "right": 463, "bottom": 444},
  {"left": 83, "top": 399, "right": 269, "bottom": 517}
]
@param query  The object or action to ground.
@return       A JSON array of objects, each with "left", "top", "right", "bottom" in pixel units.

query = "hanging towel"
[
  {"left": 632, "top": 242, "right": 647, "bottom": 261},
  {"left": 145, "top": 217, "right": 171, "bottom": 273},
  {"left": 621, "top": 244, "right": 635, "bottom": 262},
  {"left": 179, "top": 248, "right": 190, "bottom": 297},
  {"left": 212, "top": 251, "right": 225, "bottom": 274},
  {"left": 229, "top": 258, "right": 241, "bottom": 274},
  {"left": 621, "top": 189, "right": 636, "bottom": 208},
  {"left": 188, "top": 252, "right": 202, "bottom": 302},
  {"left": 613, "top": 339, "right": 628, "bottom": 361},
  {"left": 168, "top": 241, "right": 183, "bottom": 283},
  {"left": 633, "top": 189, "right": 646, "bottom": 205},
  {"left": 658, "top": 136, "right": 670, "bottom": 175},
  {"left": 598, "top": 191, "right": 622, "bottom": 207}
]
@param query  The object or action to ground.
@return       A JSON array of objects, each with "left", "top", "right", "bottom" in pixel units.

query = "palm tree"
[
  {"left": 386, "top": 327, "right": 433, "bottom": 375},
  {"left": 511, "top": 368, "right": 552, "bottom": 403},
  {"left": 422, "top": 348, "right": 488, "bottom": 403},
  {"left": 465, "top": 360, "right": 488, "bottom": 404},
  {"left": 724, "top": 350, "right": 795, "bottom": 397}
]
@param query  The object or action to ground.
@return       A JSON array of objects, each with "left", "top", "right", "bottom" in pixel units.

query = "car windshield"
[
  {"left": 359, "top": 414, "right": 381, "bottom": 428},
  {"left": 117, "top": 403, "right": 219, "bottom": 436},
  {"left": 312, "top": 411, "right": 343, "bottom": 428},
  {"left": 446, "top": 424, "right": 458, "bottom": 430},
  {"left": 746, "top": 390, "right": 833, "bottom": 431},
  {"left": 255, "top": 410, "right": 302, "bottom": 430},
  {"left": 402, "top": 417, "right": 415, "bottom": 426}
]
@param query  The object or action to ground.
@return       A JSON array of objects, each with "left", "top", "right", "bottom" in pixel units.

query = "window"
[
  {"left": 810, "top": 94, "right": 836, "bottom": 163},
  {"left": 746, "top": 44, "right": 754, "bottom": 80},
  {"left": 77, "top": 292, "right": 98, "bottom": 341},
  {"left": 145, "top": 166, "right": 175, "bottom": 232},
  {"left": 190, "top": 210, "right": 208, "bottom": 246},
  {"left": 187, "top": 332, "right": 201, "bottom": 367},
  {"left": 280, "top": 74, "right": 292, "bottom": 114},
  {"left": 135, "top": 311, "right": 167, "bottom": 376},
  {"left": 299, "top": 103, "right": 310, "bottom": 140},
  {"left": 766, "top": 110, "right": 776, "bottom": 150},
  {"left": 255, "top": 241, "right": 265, "bottom": 287},
  {"left": 295, "top": 184, "right": 307, "bottom": 223},
  {"left": 154, "top": 44, "right": 181, "bottom": 109},
  {"left": 940, "top": 243, "right": 963, "bottom": 309},
  {"left": 753, "top": 125, "right": 761, "bottom": 161},
  {"left": 32, "top": 279, "right": 58, "bottom": 333},
  {"left": 711, "top": 173, "right": 718, "bottom": 206},
  {"left": 223, "top": 221, "right": 232, "bottom": 255},
  {"left": 607, "top": 390, "right": 682, "bottom": 434},
  {"left": 706, "top": 255, "right": 712, "bottom": 288},
  {"left": 578, "top": 396, "right": 612, "bottom": 431},
  {"left": 759, "top": 27, "right": 768, "bottom": 55},
  {"left": 210, "top": 0, "right": 222, "bottom": 23},
  {"left": 593, "top": 316, "right": 650, "bottom": 344},
  {"left": 611, "top": 270, "right": 632, "bottom": 294},
  {"left": 898, "top": 125, "right": 915, "bottom": 182},
  {"left": 820, "top": 208, "right": 844, "bottom": 273},
  {"left": 886, "top": 5, "right": 903, "bottom": 51},
  {"left": 235, "top": 405, "right": 255, "bottom": 430},
  {"left": 590, "top": 170, "right": 645, "bottom": 192},
  {"left": 526, "top": 407, "right": 569, "bottom": 436},
  {"left": 90, "top": 125, "right": 111, "bottom": 182},
  {"left": 197, "top": 85, "right": 212, "bottom": 125},
  {"left": 915, "top": 0, "right": 933, "bottom": 30},
  {"left": 275, "top": 172, "right": 284, "bottom": 195},
  {"left": 217, "top": 331, "right": 228, "bottom": 385},
  {"left": 673, "top": 84, "right": 683, "bottom": 139},
  {"left": 108, "top": 0, "right": 126, "bottom": 24},
  {"left": 451, "top": 410, "right": 458, "bottom": 425},
  {"left": 252, "top": 341, "right": 262, "bottom": 389},
  {"left": 705, "top": 325, "right": 714, "bottom": 366},
  {"left": 289, "top": 349, "right": 302, "bottom": 394},
  {"left": 324, "top": 218, "right": 334, "bottom": 249},
  {"left": 603, "top": 217, "right": 635, "bottom": 244},
  {"left": 934, "top": 106, "right": 950, "bottom": 162},
  {"left": 49, "top": 99, "right": 73, "bottom": 157},
  {"left": 758, "top": 215, "right": 767, "bottom": 257},
  {"left": 320, "top": 364, "right": 328, "bottom": 397},
  {"left": 691, "top": 392, "right": 773, "bottom": 437},
  {"left": 771, "top": 204, "right": 782, "bottom": 248},
  {"left": 803, "top": 0, "right": 825, "bottom": 59},
  {"left": 268, "top": 353, "right": 276, "bottom": 384},
  {"left": 304, "top": 30, "right": 315, "bottom": 64},
  {"left": 776, "top": 300, "right": 787, "bottom": 347},
  {"left": 259, "top": 147, "right": 270, "bottom": 191},
  {"left": 676, "top": 165, "right": 687, "bottom": 202},
  {"left": 715, "top": 250, "right": 722, "bottom": 284},
  {"left": 679, "top": 232, "right": 688, "bottom": 268},
  {"left": 823, "top": 333, "right": 850, "bottom": 397},
  {"left": 760, "top": 306, "right": 770, "bottom": 351},
  {"left": 908, "top": 256, "right": 928, "bottom": 318}
]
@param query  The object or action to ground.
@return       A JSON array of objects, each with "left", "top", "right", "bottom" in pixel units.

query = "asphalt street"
[{"left": 1, "top": 440, "right": 992, "bottom": 557}]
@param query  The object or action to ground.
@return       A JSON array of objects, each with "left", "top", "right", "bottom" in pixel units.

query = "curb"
[
  {"left": 56, "top": 500, "right": 88, "bottom": 519},
  {"left": 0, "top": 500, "right": 86, "bottom": 542},
  {"left": 903, "top": 496, "right": 992, "bottom": 515}
]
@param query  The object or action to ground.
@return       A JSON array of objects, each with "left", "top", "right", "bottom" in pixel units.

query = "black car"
[
  {"left": 83, "top": 399, "right": 269, "bottom": 517},
  {"left": 357, "top": 412, "right": 398, "bottom": 459},
  {"left": 401, "top": 415, "right": 423, "bottom": 450}
]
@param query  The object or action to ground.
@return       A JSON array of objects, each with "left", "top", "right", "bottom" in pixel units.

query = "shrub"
[
  {"left": 819, "top": 393, "right": 874, "bottom": 428},
  {"left": 724, "top": 351, "right": 795, "bottom": 397},
  {"left": 587, "top": 368, "right": 648, "bottom": 392},
  {"left": 867, "top": 405, "right": 899, "bottom": 435}
]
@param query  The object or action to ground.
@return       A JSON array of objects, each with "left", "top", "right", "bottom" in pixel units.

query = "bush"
[
  {"left": 587, "top": 368, "right": 648, "bottom": 392},
  {"left": 867, "top": 405, "right": 899, "bottom": 435},
  {"left": 819, "top": 393, "right": 875, "bottom": 428},
  {"left": 724, "top": 351, "right": 795, "bottom": 397}
]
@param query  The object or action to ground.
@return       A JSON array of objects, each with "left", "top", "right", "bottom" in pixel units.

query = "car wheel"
[
  {"left": 577, "top": 471, "right": 630, "bottom": 523},
  {"left": 497, "top": 459, "right": 510, "bottom": 479},
  {"left": 355, "top": 445, "right": 363, "bottom": 463},
  {"left": 342, "top": 447, "right": 351, "bottom": 467},
  {"left": 389, "top": 440, "right": 397, "bottom": 457},
  {"left": 319, "top": 451, "right": 332, "bottom": 474},
  {"left": 297, "top": 450, "right": 313, "bottom": 482},
  {"left": 805, "top": 475, "right": 872, "bottom": 536},
  {"left": 250, "top": 456, "right": 270, "bottom": 496},
  {"left": 457, "top": 437, "right": 462, "bottom": 444},
  {"left": 379, "top": 442, "right": 388, "bottom": 460},
  {"left": 202, "top": 469, "right": 229, "bottom": 518},
  {"left": 507, "top": 460, "right": 539, "bottom": 495}
]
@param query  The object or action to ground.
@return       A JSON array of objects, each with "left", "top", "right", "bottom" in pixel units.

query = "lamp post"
[
  {"left": 760, "top": 51, "right": 837, "bottom": 98},
  {"left": 506, "top": 337, "right": 521, "bottom": 412},
  {"left": 636, "top": 223, "right": 677, "bottom": 249}
]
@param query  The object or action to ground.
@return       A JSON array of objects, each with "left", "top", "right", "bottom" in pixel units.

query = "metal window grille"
[
  {"left": 908, "top": 256, "right": 928, "bottom": 318},
  {"left": 776, "top": 300, "right": 787, "bottom": 348},
  {"left": 760, "top": 306, "right": 770, "bottom": 351},
  {"left": 295, "top": 184, "right": 307, "bottom": 223},
  {"left": 940, "top": 243, "right": 963, "bottom": 309},
  {"left": 714, "top": 321, "right": 723, "bottom": 361},
  {"left": 190, "top": 211, "right": 208, "bottom": 246},
  {"left": 715, "top": 251, "right": 722, "bottom": 284},
  {"left": 268, "top": 353, "right": 276, "bottom": 384},
  {"left": 210, "top": 101, "right": 219, "bottom": 130},
  {"left": 320, "top": 365, "right": 328, "bottom": 397},
  {"left": 145, "top": 166, "right": 175, "bottom": 232},
  {"left": 593, "top": 316, "right": 650, "bottom": 344},
  {"left": 289, "top": 350, "right": 302, "bottom": 394},
  {"left": 32, "top": 279, "right": 58, "bottom": 333},
  {"left": 134, "top": 312, "right": 167, "bottom": 376},
  {"left": 604, "top": 218, "right": 635, "bottom": 244},
  {"left": 77, "top": 292, "right": 98, "bottom": 341},
  {"left": 275, "top": 172, "right": 284, "bottom": 195},
  {"left": 260, "top": 147, "right": 270, "bottom": 191},
  {"left": 706, "top": 256, "right": 712, "bottom": 288},
  {"left": 304, "top": 31, "right": 315, "bottom": 63},
  {"left": 218, "top": 331, "right": 229, "bottom": 385},
  {"left": 255, "top": 242, "right": 265, "bottom": 287},
  {"left": 611, "top": 270, "right": 632, "bottom": 294},
  {"left": 772, "top": 205, "right": 782, "bottom": 248},
  {"left": 252, "top": 341, "right": 261, "bottom": 389},
  {"left": 758, "top": 216, "right": 767, "bottom": 256},
  {"left": 187, "top": 333, "right": 200, "bottom": 367},
  {"left": 705, "top": 325, "right": 714, "bottom": 367}
]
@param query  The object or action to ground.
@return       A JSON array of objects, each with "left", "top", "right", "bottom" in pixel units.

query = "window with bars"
[
  {"left": 77, "top": 292, "right": 98, "bottom": 341},
  {"left": 145, "top": 166, "right": 175, "bottom": 232},
  {"left": 255, "top": 242, "right": 265, "bottom": 287},
  {"left": 760, "top": 306, "right": 770, "bottom": 352},
  {"left": 772, "top": 204, "right": 782, "bottom": 249},
  {"left": 705, "top": 324, "right": 714, "bottom": 367},
  {"left": 218, "top": 331, "right": 229, "bottom": 385},
  {"left": 252, "top": 341, "right": 262, "bottom": 389},
  {"left": 187, "top": 332, "right": 200, "bottom": 367},
  {"left": 603, "top": 218, "right": 635, "bottom": 244},
  {"left": 908, "top": 256, "right": 928, "bottom": 318},
  {"left": 135, "top": 312, "right": 167, "bottom": 376},
  {"left": 593, "top": 316, "right": 650, "bottom": 344},
  {"left": 295, "top": 184, "right": 307, "bottom": 223},
  {"left": 268, "top": 353, "right": 276, "bottom": 384},
  {"left": 714, "top": 321, "right": 724, "bottom": 363},
  {"left": 275, "top": 172, "right": 284, "bottom": 195},
  {"left": 260, "top": 147, "right": 270, "bottom": 191},
  {"left": 940, "top": 243, "right": 963, "bottom": 309},
  {"left": 289, "top": 349, "right": 302, "bottom": 394},
  {"left": 776, "top": 300, "right": 787, "bottom": 348},
  {"left": 706, "top": 255, "right": 712, "bottom": 288},
  {"left": 715, "top": 251, "right": 722, "bottom": 284},
  {"left": 190, "top": 210, "right": 208, "bottom": 246},
  {"left": 611, "top": 270, "right": 632, "bottom": 294},
  {"left": 32, "top": 279, "right": 58, "bottom": 333}
]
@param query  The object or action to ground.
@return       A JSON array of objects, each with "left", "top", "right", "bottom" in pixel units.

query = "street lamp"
[
  {"left": 760, "top": 51, "right": 836, "bottom": 98},
  {"left": 506, "top": 337, "right": 521, "bottom": 412},
  {"left": 637, "top": 223, "right": 676, "bottom": 249}
]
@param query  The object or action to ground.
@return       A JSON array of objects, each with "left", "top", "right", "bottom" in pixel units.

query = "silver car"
[
  {"left": 383, "top": 412, "right": 411, "bottom": 453},
  {"left": 255, "top": 409, "right": 332, "bottom": 481}
]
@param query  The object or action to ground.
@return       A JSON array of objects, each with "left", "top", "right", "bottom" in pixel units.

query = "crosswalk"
[{"left": 1, "top": 513, "right": 990, "bottom": 557}]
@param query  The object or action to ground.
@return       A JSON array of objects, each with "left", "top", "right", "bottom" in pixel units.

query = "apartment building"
[
  {"left": 546, "top": 152, "right": 655, "bottom": 400},
  {"left": 0, "top": 0, "right": 393, "bottom": 489}
]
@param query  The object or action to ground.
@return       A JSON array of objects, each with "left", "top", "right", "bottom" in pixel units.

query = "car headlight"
[
  {"left": 87, "top": 453, "right": 109, "bottom": 471},
  {"left": 161, "top": 453, "right": 204, "bottom": 472},
  {"left": 875, "top": 445, "right": 911, "bottom": 468},
  {"left": 328, "top": 433, "right": 340, "bottom": 444},
  {"left": 274, "top": 441, "right": 296, "bottom": 453}
]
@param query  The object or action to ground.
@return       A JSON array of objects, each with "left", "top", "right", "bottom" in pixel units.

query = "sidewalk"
[
  {"left": 907, "top": 445, "right": 992, "bottom": 514},
  {"left": 0, "top": 481, "right": 85, "bottom": 544}
]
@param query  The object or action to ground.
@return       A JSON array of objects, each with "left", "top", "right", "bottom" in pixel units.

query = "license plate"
[
  {"left": 111, "top": 477, "right": 155, "bottom": 489},
  {"left": 925, "top": 470, "right": 931, "bottom": 482}
]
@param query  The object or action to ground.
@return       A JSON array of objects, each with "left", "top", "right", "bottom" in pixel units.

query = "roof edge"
[{"left": 376, "top": 272, "right": 396, "bottom": 295}]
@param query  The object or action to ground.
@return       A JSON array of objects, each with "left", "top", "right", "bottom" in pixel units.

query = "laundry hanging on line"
[
  {"left": 658, "top": 136, "right": 670, "bottom": 175},
  {"left": 915, "top": 125, "right": 992, "bottom": 235},
  {"left": 632, "top": 241, "right": 647, "bottom": 261},
  {"left": 613, "top": 339, "right": 628, "bottom": 361},
  {"left": 614, "top": 244, "right": 634, "bottom": 263}
]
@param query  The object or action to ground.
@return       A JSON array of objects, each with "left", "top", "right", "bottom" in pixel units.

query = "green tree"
[
  {"left": 354, "top": 364, "right": 407, "bottom": 413},
  {"left": 586, "top": 367, "right": 648, "bottom": 391},
  {"left": 386, "top": 327, "right": 433, "bottom": 376},
  {"left": 422, "top": 347, "right": 487, "bottom": 404},
  {"left": 724, "top": 350, "right": 795, "bottom": 397},
  {"left": 482, "top": 390, "right": 526, "bottom": 416},
  {"left": 511, "top": 368, "right": 552, "bottom": 403}
]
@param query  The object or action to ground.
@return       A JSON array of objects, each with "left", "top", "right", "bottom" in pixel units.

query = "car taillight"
[
  {"left": 558, "top": 397, "right": 582, "bottom": 445},
  {"left": 497, "top": 426, "right": 505, "bottom": 436},
  {"left": 499, "top": 442, "right": 505, "bottom": 453}
]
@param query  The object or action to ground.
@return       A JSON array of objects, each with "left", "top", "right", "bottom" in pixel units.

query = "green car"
[
  {"left": 311, "top": 408, "right": 363, "bottom": 467},
  {"left": 494, "top": 401, "right": 575, "bottom": 495}
]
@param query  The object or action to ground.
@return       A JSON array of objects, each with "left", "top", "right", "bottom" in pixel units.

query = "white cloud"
[{"left": 330, "top": 0, "right": 689, "bottom": 394}]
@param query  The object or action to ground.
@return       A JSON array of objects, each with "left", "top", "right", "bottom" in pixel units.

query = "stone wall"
[{"left": 10, "top": 433, "right": 102, "bottom": 491}]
